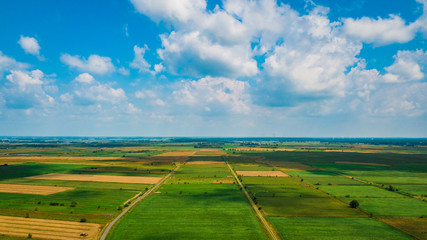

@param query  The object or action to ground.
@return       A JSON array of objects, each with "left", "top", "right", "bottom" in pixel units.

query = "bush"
[
  {"left": 28, "top": 233, "right": 32, "bottom": 239},
  {"left": 80, "top": 218, "right": 87, "bottom": 222},
  {"left": 350, "top": 200, "right": 359, "bottom": 208},
  {"left": 70, "top": 201, "right": 77, "bottom": 207}
]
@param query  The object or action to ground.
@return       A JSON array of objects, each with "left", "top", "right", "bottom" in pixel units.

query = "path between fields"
[
  {"left": 226, "top": 162, "right": 281, "bottom": 240},
  {"left": 99, "top": 164, "right": 180, "bottom": 240}
]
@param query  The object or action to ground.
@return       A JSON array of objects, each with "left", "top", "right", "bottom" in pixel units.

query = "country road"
[
  {"left": 226, "top": 162, "right": 281, "bottom": 240},
  {"left": 99, "top": 163, "right": 180, "bottom": 240}
]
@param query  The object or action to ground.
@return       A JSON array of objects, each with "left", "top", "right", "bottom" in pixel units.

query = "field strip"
[
  {"left": 0, "top": 215, "right": 100, "bottom": 240},
  {"left": 0, "top": 184, "right": 74, "bottom": 195},
  {"left": 27, "top": 173, "right": 162, "bottom": 184},
  {"left": 336, "top": 161, "right": 390, "bottom": 167},
  {"left": 186, "top": 161, "right": 225, "bottom": 165},
  {"left": 227, "top": 162, "right": 281, "bottom": 240},
  {"left": 236, "top": 171, "right": 289, "bottom": 177},
  {"left": 100, "top": 163, "right": 181, "bottom": 240}
]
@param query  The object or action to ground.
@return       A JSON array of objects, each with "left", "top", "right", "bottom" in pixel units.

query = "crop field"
[
  {"left": 269, "top": 217, "right": 411, "bottom": 240},
  {"left": 109, "top": 163, "right": 266, "bottom": 240},
  {"left": 28, "top": 173, "right": 162, "bottom": 184},
  {"left": 0, "top": 138, "right": 426, "bottom": 240},
  {"left": 0, "top": 184, "right": 74, "bottom": 195},
  {"left": 236, "top": 171, "right": 289, "bottom": 177},
  {"left": 0, "top": 215, "right": 101, "bottom": 240}
]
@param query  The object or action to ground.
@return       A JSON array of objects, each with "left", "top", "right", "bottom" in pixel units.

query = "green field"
[
  {"left": 269, "top": 217, "right": 411, "bottom": 240},
  {"left": 0, "top": 138, "right": 426, "bottom": 240}
]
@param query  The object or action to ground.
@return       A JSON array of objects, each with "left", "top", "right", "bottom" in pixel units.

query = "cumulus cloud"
[
  {"left": 172, "top": 76, "right": 250, "bottom": 114},
  {"left": 61, "top": 73, "right": 127, "bottom": 106},
  {"left": 342, "top": 15, "right": 417, "bottom": 45},
  {"left": 60, "top": 54, "right": 115, "bottom": 75},
  {"left": 159, "top": 31, "right": 258, "bottom": 77},
  {"left": 0, "top": 51, "right": 29, "bottom": 75},
  {"left": 18, "top": 36, "right": 42, "bottom": 58},
  {"left": 2, "top": 70, "right": 54, "bottom": 109},
  {"left": 383, "top": 50, "right": 426, "bottom": 83},
  {"left": 130, "top": 0, "right": 206, "bottom": 23},
  {"left": 130, "top": 45, "right": 151, "bottom": 73}
]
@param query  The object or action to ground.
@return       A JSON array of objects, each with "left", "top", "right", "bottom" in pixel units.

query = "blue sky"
[{"left": 0, "top": 0, "right": 426, "bottom": 137}]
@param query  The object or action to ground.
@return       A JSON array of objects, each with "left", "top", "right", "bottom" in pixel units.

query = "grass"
[
  {"left": 269, "top": 217, "right": 411, "bottom": 240},
  {"left": 318, "top": 185, "right": 404, "bottom": 198},
  {"left": 246, "top": 184, "right": 328, "bottom": 198},
  {"left": 299, "top": 176, "right": 365, "bottom": 185},
  {"left": 380, "top": 217, "right": 427, "bottom": 239},
  {"left": 258, "top": 196, "right": 364, "bottom": 217},
  {"left": 159, "top": 184, "right": 240, "bottom": 194},
  {"left": 0, "top": 163, "right": 93, "bottom": 181},
  {"left": 340, "top": 197, "right": 427, "bottom": 217},
  {"left": 109, "top": 192, "right": 267, "bottom": 240},
  {"left": 392, "top": 184, "right": 427, "bottom": 196}
]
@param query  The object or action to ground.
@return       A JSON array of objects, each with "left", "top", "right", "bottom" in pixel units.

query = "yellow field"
[
  {"left": 236, "top": 171, "right": 290, "bottom": 177},
  {"left": 27, "top": 173, "right": 162, "bottom": 184},
  {"left": 0, "top": 215, "right": 100, "bottom": 240},
  {"left": 186, "top": 161, "right": 225, "bottom": 165},
  {"left": 0, "top": 184, "right": 74, "bottom": 195}
]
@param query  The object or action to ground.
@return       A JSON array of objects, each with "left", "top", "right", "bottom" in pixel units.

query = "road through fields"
[
  {"left": 226, "top": 162, "right": 281, "bottom": 240},
  {"left": 99, "top": 163, "right": 180, "bottom": 240}
]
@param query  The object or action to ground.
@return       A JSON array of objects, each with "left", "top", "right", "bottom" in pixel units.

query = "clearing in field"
[
  {"left": 0, "top": 184, "right": 74, "bottom": 195},
  {"left": 0, "top": 215, "right": 100, "bottom": 240},
  {"left": 236, "top": 171, "right": 289, "bottom": 177},
  {"left": 27, "top": 173, "right": 162, "bottom": 184},
  {"left": 186, "top": 161, "right": 225, "bottom": 165},
  {"left": 335, "top": 161, "right": 390, "bottom": 167}
]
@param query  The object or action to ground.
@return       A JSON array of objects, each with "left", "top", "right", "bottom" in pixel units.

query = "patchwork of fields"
[{"left": 0, "top": 140, "right": 425, "bottom": 240}]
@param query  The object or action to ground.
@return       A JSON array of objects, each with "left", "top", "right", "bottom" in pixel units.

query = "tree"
[{"left": 350, "top": 200, "right": 359, "bottom": 208}]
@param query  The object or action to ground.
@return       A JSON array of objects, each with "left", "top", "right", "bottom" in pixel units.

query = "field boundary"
[{"left": 226, "top": 162, "right": 281, "bottom": 240}]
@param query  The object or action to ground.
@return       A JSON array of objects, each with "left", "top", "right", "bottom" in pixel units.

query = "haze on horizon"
[{"left": 0, "top": 0, "right": 426, "bottom": 137}]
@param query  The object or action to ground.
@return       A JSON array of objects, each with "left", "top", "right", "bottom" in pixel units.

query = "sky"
[{"left": 0, "top": 0, "right": 426, "bottom": 137}]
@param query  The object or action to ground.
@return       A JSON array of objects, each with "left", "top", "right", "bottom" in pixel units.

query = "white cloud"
[
  {"left": 2, "top": 70, "right": 54, "bottom": 109},
  {"left": 173, "top": 76, "right": 250, "bottom": 114},
  {"left": 130, "top": 45, "right": 151, "bottom": 73},
  {"left": 63, "top": 73, "right": 126, "bottom": 105},
  {"left": 368, "top": 82, "right": 427, "bottom": 117},
  {"left": 158, "top": 31, "right": 258, "bottom": 78},
  {"left": 343, "top": 15, "right": 419, "bottom": 45},
  {"left": 60, "top": 54, "right": 115, "bottom": 75},
  {"left": 154, "top": 64, "right": 164, "bottom": 74},
  {"left": 118, "top": 67, "right": 130, "bottom": 76},
  {"left": 18, "top": 36, "right": 41, "bottom": 56},
  {"left": 383, "top": 50, "right": 426, "bottom": 83},
  {"left": 130, "top": 0, "right": 206, "bottom": 23},
  {"left": 0, "top": 51, "right": 29, "bottom": 74},
  {"left": 74, "top": 73, "right": 95, "bottom": 84}
]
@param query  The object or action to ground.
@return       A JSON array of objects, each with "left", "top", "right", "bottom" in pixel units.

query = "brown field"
[
  {"left": 154, "top": 151, "right": 196, "bottom": 157},
  {"left": 27, "top": 173, "right": 162, "bottom": 184},
  {"left": 0, "top": 215, "right": 101, "bottom": 240},
  {"left": 0, "top": 184, "right": 74, "bottom": 195},
  {"left": 335, "top": 161, "right": 390, "bottom": 167},
  {"left": 380, "top": 217, "right": 427, "bottom": 240},
  {"left": 236, "top": 171, "right": 290, "bottom": 177},
  {"left": 186, "top": 161, "right": 225, "bottom": 165}
]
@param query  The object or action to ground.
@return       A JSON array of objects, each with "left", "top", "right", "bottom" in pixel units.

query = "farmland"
[{"left": 0, "top": 137, "right": 425, "bottom": 239}]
